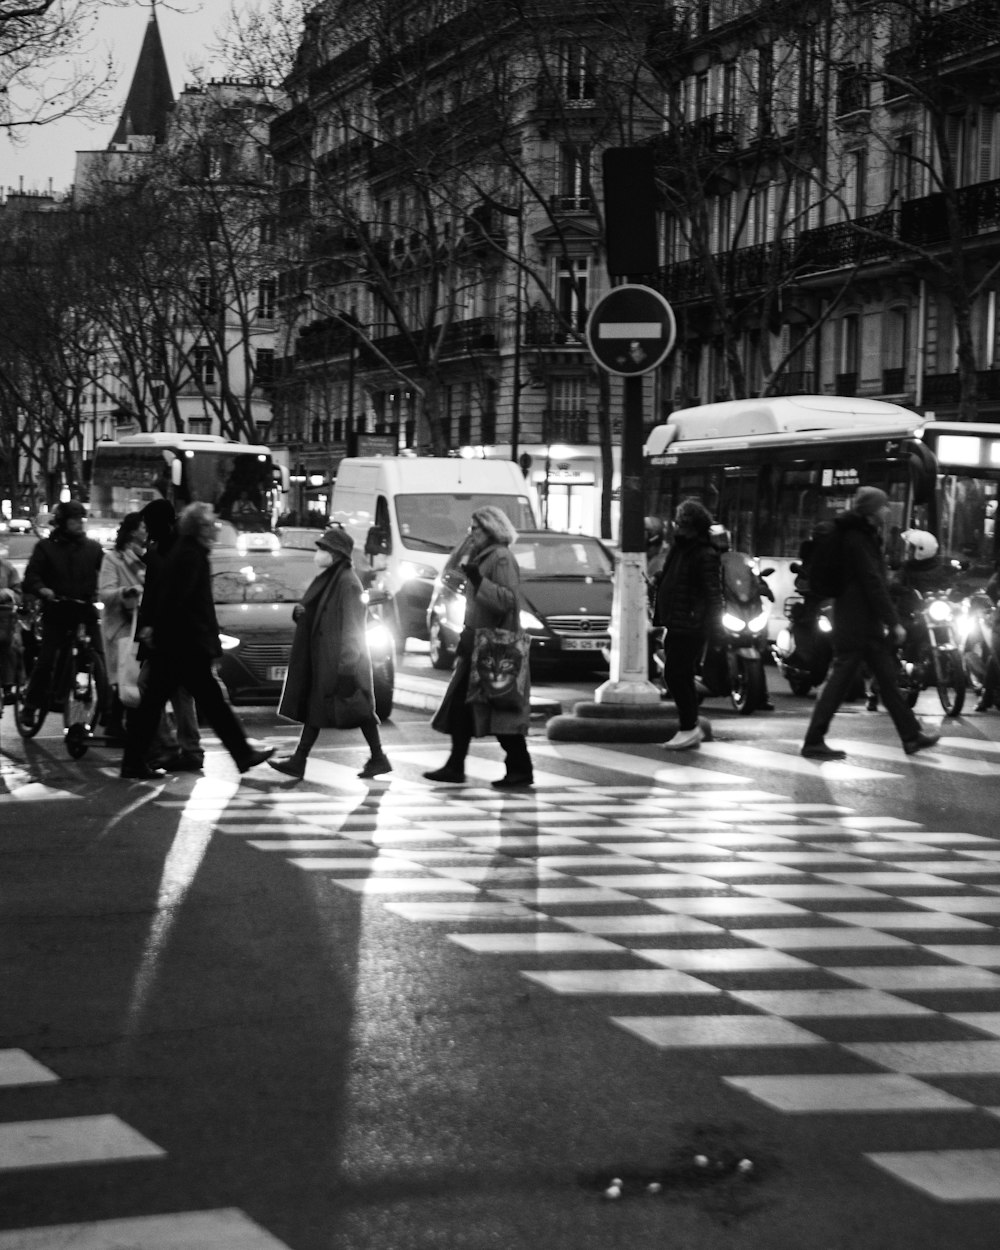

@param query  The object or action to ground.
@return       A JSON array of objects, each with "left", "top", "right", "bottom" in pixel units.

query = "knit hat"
[
  {"left": 852, "top": 486, "right": 890, "bottom": 516},
  {"left": 316, "top": 527, "right": 353, "bottom": 559}
]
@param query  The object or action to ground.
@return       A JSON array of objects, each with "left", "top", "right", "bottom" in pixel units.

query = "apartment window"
[
  {"left": 555, "top": 257, "right": 589, "bottom": 332},
  {"left": 196, "top": 277, "right": 217, "bottom": 317},
  {"left": 559, "top": 42, "right": 596, "bottom": 103},
  {"left": 255, "top": 348, "right": 275, "bottom": 386},
  {"left": 557, "top": 143, "right": 591, "bottom": 210},
  {"left": 189, "top": 418, "right": 211, "bottom": 436},
  {"left": 204, "top": 143, "right": 233, "bottom": 181},
  {"left": 722, "top": 62, "right": 737, "bottom": 119},
  {"left": 257, "top": 279, "right": 277, "bottom": 320},
  {"left": 836, "top": 314, "right": 861, "bottom": 392},
  {"left": 757, "top": 45, "right": 773, "bottom": 134},
  {"left": 847, "top": 149, "right": 867, "bottom": 217},
  {"left": 193, "top": 347, "right": 216, "bottom": 387},
  {"left": 259, "top": 215, "right": 277, "bottom": 246},
  {"left": 695, "top": 72, "right": 710, "bottom": 120},
  {"left": 892, "top": 134, "right": 917, "bottom": 201},
  {"left": 883, "top": 307, "right": 910, "bottom": 391}
]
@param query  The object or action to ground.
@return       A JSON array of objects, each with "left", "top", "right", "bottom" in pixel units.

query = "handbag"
[
  {"left": 325, "top": 685, "right": 371, "bottom": 729},
  {"left": 116, "top": 612, "right": 142, "bottom": 708},
  {"left": 466, "top": 627, "right": 530, "bottom": 711}
]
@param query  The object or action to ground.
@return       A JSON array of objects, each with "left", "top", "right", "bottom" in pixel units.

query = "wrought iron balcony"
[
  {"left": 882, "top": 367, "right": 907, "bottom": 393},
  {"left": 523, "top": 310, "right": 584, "bottom": 347},
  {"left": 900, "top": 176, "right": 1000, "bottom": 246},
  {"left": 922, "top": 370, "right": 1000, "bottom": 405},
  {"left": 368, "top": 317, "right": 499, "bottom": 366},
  {"left": 835, "top": 372, "right": 858, "bottom": 396},
  {"left": 797, "top": 209, "right": 899, "bottom": 271},
  {"left": 769, "top": 370, "right": 816, "bottom": 396},
  {"left": 659, "top": 239, "right": 797, "bottom": 303}
]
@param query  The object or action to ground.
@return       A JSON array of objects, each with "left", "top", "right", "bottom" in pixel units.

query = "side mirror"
[
  {"left": 790, "top": 561, "right": 802, "bottom": 574},
  {"left": 364, "top": 526, "right": 390, "bottom": 557}
]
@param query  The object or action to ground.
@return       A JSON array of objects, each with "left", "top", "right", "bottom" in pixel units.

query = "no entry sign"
[{"left": 585, "top": 284, "right": 676, "bottom": 377}]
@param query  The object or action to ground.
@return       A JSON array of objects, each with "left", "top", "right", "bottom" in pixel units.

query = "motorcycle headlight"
[
  {"left": 927, "top": 598, "right": 953, "bottom": 622},
  {"left": 399, "top": 561, "right": 437, "bottom": 582},
  {"left": 776, "top": 627, "right": 792, "bottom": 652},
  {"left": 520, "top": 608, "right": 544, "bottom": 630},
  {"left": 366, "top": 623, "right": 392, "bottom": 651},
  {"left": 749, "top": 608, "right": 770, "bottom": 633},
  {"left": 219, "top": 633, "right": 241, "bottom": 650},
  {"left": 818, "top": 615, "right": 833, "bottom": 633},
  {"left": 721, "top": 611, "right": 744, "bottom": 632}
]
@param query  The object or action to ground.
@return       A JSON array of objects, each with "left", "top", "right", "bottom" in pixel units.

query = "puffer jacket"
[
  {"left": 654, "top": 532, "right": 723, "bottom": 636},
  {"left": 831, "top": 511, "right": 900, "bottom": 647}
]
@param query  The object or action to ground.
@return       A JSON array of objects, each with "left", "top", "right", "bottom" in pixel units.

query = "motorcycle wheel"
[
  {"left": 936, "top": 651, "right": 966, "bottom": 717},
  {"left": 730, "top": 655, "right": 765, "bottom": 715},
  {"left": 373, "top": 653, "right": 395, "bottom": 721}
]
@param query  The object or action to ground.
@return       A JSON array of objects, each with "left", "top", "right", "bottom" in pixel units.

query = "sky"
[{"left": 1, "top": 0, "right": 237, "bottom": 197}]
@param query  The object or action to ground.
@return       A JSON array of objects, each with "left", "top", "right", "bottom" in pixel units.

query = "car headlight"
[
  {"left": 219, "top": 633, "right": 241, "bottom": 650},
  {"left": 721, "top": 611, "right": 744, "bottom": 632},
  {"left": 399, "top": 561, "right": 437, "bottom": 581},
  {"left": 927, "top": 598, "right": 952, "bottom": 622},
  {"left": 520, "top": 608, "right": 544, "bottom": 630},
  {"left": 818, "top": 615, "right": 833, "bottom": 633},
  {"left": 366, "top": 623, "right": 392, "bottom": 651}
]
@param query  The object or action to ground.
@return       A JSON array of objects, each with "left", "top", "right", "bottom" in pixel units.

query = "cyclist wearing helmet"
[{"left": 19, "top": 500, "right": 104, "bottom": 728}]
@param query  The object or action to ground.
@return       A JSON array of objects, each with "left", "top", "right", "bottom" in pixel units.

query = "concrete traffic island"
[{"left": 546, "top": 700, "right": 713, "bottom": 743}]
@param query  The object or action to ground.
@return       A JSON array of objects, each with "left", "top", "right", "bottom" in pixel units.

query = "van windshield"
[{"left": 395, "top": 493, "right": 536, "bottom": 552}]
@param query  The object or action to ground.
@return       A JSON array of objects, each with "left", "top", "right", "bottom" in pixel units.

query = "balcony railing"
[
  {"left": 523, "top": 310, "right": 583, "bottom": 347},
  {"left": 369, "top": 317, "right": 499, "bottom": 366},
  {"left": 835, "top": 66, "right": 871, "bottom": 117},
  {"left": 922, "top": 370, "right": 1000, "bottom": 405},
  {"left": 835, "top": 372, "right": 858, "bottom": 396},
  {"left": 900, "top": 176, "right": 1000, "bottom": 246},
  {"left": 659, "top": 239, "right": 797, "bottom": 302},
  {"left": 769, "top": 370, "right": 816, "bottom": 396},
  {"left": 543, "top": 409, "right": 590, "bottom": 444},
  {"left": 882, "top": 366, "right": 907, "bottom": 393},
  {"left": 797, "top": 209, "right": 899, "bottom": 272}
]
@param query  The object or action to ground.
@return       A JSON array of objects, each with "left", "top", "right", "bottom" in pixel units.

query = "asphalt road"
[{"left": 2, "top": 669, "right": 1000, "bottom": 1249}]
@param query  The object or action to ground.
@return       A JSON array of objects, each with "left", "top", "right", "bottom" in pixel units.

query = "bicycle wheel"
[
  {"left": 14, "top": 649, "right": 47, "bottom": 738},
  {"left": 63, "top": 645, "right": 97, "bottom": 756}
]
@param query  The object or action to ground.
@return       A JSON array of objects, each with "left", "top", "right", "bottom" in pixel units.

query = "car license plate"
[
  {"left": 267, "top": 665, "right": 288, "bottom": 681},
  {"left": 561, "top": 637, "right": 609, "bottom": 651}
]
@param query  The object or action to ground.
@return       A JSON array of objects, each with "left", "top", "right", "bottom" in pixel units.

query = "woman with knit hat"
[
  {"left": 801, "top": 485, "right": 939, "bottom": 760},
  {"left": 270, "top": 526, "right": 390, "bottom": 780}
]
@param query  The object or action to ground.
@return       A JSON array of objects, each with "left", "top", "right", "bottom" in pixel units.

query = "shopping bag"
[
  {"left": 116, "top": 614, "right": 142, "bottom": 708},
  {"left": 466, "top": 628, "right": 530, "bottom": 712}
]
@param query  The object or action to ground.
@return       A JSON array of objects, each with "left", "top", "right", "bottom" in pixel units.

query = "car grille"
[
  {"left": 237, "top": 640, "right": 291, "bottom": 677},
  {"left": 546, "top": 615, "right": 611, "bottom": 635}
]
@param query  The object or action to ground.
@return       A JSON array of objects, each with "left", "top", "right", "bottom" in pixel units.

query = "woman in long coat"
[
  {"left": 425, "top": 505, "right": 533, "bottom": 789},
  {"left": 99, "top": 511, "right": 147, "bottom": 740},
  {"left": 270, "top": 526, "right": 390, "bottom": 780}
]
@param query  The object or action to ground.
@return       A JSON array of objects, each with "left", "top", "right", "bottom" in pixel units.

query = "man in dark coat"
[
  {"left": 269, "top": 526, "right": 389, "bottom": 780},
  {"left": 20, "top": 499, "right": 104, "bottom": 727},
  {"left": 801, "top": 486, "right": 940, "bottom": 760},
  {"left": 655, "top": 498, "right": 723, "bottom": 750},
  {"left": 120, "top": 502, "right": 275, "bottom": 780}
]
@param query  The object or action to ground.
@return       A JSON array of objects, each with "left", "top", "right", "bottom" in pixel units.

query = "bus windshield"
[{"left": 90, "top": 441, "right": 283, "bottom": 532}]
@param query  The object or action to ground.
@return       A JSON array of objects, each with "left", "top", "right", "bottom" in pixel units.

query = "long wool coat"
[
  {"left": 431, "top": 539, "right": 530, "bottom": 738},
  {"left": 278, "top": 558, "right": 377, "bottom": 728}
]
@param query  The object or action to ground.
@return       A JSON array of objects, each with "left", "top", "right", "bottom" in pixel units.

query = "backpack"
[{"left": 795, "top": 518, "right": 846, "bottom": 600}]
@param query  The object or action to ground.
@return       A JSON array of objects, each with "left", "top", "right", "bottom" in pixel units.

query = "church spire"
[{"left": 110, "top": 7, "right": 175, "bottom": 147}]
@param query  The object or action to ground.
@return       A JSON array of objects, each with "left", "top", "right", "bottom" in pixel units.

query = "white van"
[{"left": 330, "top": 456, "right": 538, "bottom": 642}]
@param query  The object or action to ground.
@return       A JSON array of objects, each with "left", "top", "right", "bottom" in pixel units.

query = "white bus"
[
  {"left": 643, "top": 395, "right": 1000, "bottom": 633},
  {"left": 89, "top": 434, "right": 289, "bottom": 543}
]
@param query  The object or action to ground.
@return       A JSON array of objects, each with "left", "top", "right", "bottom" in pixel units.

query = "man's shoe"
[
  {"left": 268, "top": 753, "right": 305, "bottom": 779},
  {"left": 239, "top": 745, "right": 276, "bottom": 774},
  {"left": 358, "top": 755, "right": 392, "bottom": 779},
  {"left": 663, "top": 726, "right": 703, "bottom": 751},
  {"left": 158, "top": 751, "right": 204, "bottom": 773},
  {"left": 865, "top": 695, "right": 879, "bottom": 711},
  {"left": 18, "top": 703, "right": 38, "bottom": 729},
  {"left": 121, "top": 763, "right": 167, "bottom": 781},
  {"left": 904, "top": 730, "right": 940, "bottom": 756},
  {"left": 976, "top": 697, "right": 993, "bottom": 713},
  {"left": 801, "top": 742, "right": 847, "bottom": 760},
  {"left": 423, "top": 765, "right": 466, "bottom": 783},
  {"left": 492, "top": 773, "right": 534, "bottom": 789}
]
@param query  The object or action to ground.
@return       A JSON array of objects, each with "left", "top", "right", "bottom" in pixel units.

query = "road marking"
[
  {"left": 0, "top": 1115, "right": 165, "bottom": 1171},
  {"left": 0, "top": 1210, "right": 292, "bottom": 1248}
]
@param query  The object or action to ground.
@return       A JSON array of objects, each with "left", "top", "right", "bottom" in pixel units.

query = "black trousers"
[
  {"left": 445, "top": 671, "right": 532, "bottom": 775},
  {"left": 663, "top": 631, "right": 704, "bottom": 731},
  {"left": 123, "top": 651, "right": 251, "bottom": 770},
  {"left": 805, "top": 640, "right": 921, "bottom": 746}
]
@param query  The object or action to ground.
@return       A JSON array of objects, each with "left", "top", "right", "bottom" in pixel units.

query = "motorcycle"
[
  {"left": 772, "top": 563, "right": 834, "bottom": 697},
  {"left": 892, "top": 587, "right": 967, "bottom": 717},
  {"left": 960, "top": 588, "right": 998, "bottom": 707},
  {"left": 696, "top": 550, "right": 774, "bottom": 715}
]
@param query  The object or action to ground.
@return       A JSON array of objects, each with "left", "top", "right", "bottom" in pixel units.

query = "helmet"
[
  {"left": 709, "top": 523, "right": 731, "bottom": 552},
  {"left": 644, "top": 515, "right": 664, "bottom": 541},
  {"left": 901, "top": 529, "right": 939, "bottom": 561}
]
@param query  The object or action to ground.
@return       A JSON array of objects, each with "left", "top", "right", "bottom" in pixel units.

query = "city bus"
[
  {"left": 88, "top": 434, "right": 289, "bottom": 544},
  {"left": 643, "top": 395, "right": 1000, "bottom": 635}
]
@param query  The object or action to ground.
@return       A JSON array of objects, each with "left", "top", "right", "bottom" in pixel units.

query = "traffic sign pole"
[{"left": 585, "top": 285, "right": 676, "bottom": 706}]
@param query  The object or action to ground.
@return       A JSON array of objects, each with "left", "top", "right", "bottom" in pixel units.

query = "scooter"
[
  {"left": 696, "top": 551, "right": 774, "bottom": 715},
  {"left": 772, "top": 562, "right": 834, "bottom": 696},
  {"left": 892, "top": 587, "right": 967, "bottom": 717}
]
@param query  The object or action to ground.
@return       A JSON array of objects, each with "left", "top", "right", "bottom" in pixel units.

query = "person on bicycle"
[{"left": 19, "top": 500, "right": 104, "bottom": 729}]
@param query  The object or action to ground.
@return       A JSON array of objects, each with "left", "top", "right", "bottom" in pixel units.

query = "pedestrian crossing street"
[
  {"left": 175, "top": 735, "right": 1000, "bottom": 1207},
  {"left": 3, "top": 730, "right": 1000, "bottom": 1243}
]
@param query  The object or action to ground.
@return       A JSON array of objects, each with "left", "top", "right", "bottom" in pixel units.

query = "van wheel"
[{"left": 429, "top": 619, "right": 456, "bottom": 671}]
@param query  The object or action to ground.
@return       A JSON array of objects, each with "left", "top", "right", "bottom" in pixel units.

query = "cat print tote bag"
[{"left": 466, "top": 628, "right": 530, "bottom": 711}]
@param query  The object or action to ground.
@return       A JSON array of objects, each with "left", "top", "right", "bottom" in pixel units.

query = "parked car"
[
  {"left": 0, "top": 534, "right": 39, "bottom": 578},
  {"left": 427, "top": 529, "right": 614, "bottom": 670},
  {"left": 211, "top": 548, "right": 395, "bottom": 717}
]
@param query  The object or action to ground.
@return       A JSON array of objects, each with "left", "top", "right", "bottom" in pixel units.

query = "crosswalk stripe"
[
  {"left": 0, "top": 1115, "right": 164, "bottom": 1171},
  {"left": 0, "top": 1209, "right": 292, "bottom": 1248},
  {"left": 696, "top": 740, "right": 901, "bottom": 779}
]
